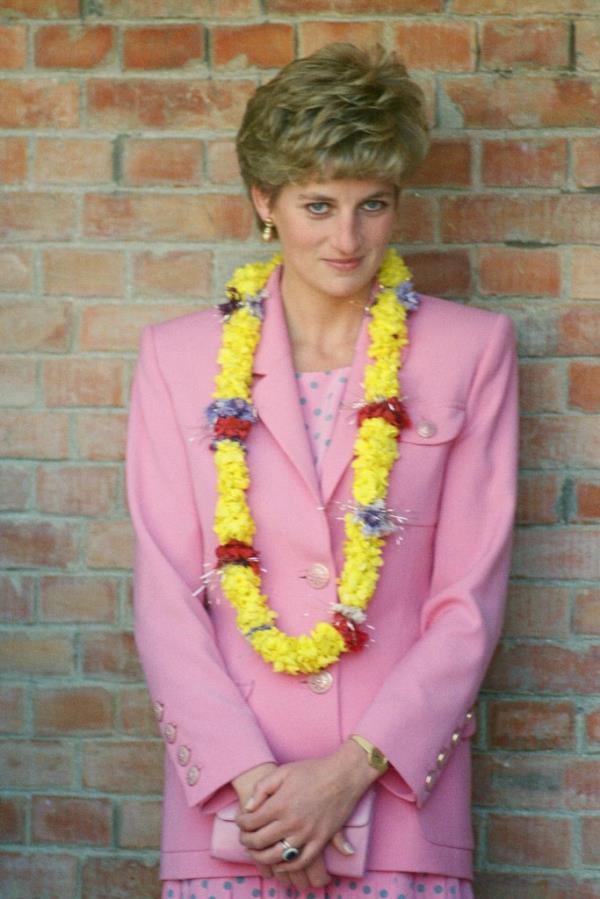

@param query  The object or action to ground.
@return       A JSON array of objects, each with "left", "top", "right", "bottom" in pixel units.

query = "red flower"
[
  {"left": 216, "top": 540, "right": 260, "bottom": 576},
  {"left": 332, "top": 612, "right": 369, "bottom": 652},
  {"left": 357, "top": 397, "right": 411, "bottom": 434},
  {"left": 214, "top": 417, "right": 252, "bottom": 441}
]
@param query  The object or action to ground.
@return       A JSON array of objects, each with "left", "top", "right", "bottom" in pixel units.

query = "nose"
[{"left": 330, "top": 212, "right": 361, "bottom": 256}]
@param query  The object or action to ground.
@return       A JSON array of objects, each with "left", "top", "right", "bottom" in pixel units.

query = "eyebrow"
[{"left": 297, "top": 190, "right": 394, "bottom": 201}]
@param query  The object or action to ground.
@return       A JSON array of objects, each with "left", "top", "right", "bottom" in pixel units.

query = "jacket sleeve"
[
  {"left": 126, "top": 324, "right": 276, "bottom": 811},
  {"left": 354, "top": 312, "right": 519, "bottom": 808}
]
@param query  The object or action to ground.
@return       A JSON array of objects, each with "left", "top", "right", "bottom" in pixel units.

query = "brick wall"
[{"left": 0, "top": 1, "right": 599, "bottom": 897}]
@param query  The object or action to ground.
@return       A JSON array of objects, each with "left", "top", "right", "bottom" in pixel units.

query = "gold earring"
[{"left": 261, "top": 218, "right": 275, "bottom": 243}]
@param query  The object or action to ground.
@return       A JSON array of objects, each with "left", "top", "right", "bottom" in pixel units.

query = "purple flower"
[
  {"left": 205, "top": 398, "right": 257, "bottom": 425},
  {"left": 396, "top": 280, "right": 420, "bottom": 311}
]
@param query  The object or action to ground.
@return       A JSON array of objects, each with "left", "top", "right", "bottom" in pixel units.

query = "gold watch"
[{"left": 350, "top": 734, "right": 389, "bottom": 774}]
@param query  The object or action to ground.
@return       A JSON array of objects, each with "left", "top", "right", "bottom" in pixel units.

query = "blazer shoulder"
[
  {"left": 418, "top": 294, "right": 515, "bottom": 339},
  {"left": 138, "top": 305, "right": 222, "bottom": 375}
]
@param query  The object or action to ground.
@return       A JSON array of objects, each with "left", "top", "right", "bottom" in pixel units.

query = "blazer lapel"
[{"left": 252, "top": 267, "right": 321, "bottom": 504}]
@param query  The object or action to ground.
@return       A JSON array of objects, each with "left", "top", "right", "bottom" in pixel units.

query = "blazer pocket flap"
[{"left": 401, "top": 406, "right": 465, "bottom": 446}]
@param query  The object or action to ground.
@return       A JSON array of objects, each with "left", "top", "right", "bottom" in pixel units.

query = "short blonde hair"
[{"left": 236, "top": 43, "right": 429, "bottom": 204}]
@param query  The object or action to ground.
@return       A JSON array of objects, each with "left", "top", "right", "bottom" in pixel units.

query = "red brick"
[
  {"left": 83, "top": 740, "right": 163, "bottom": 793},
  {"left": 519, "top": 417, "right": 600, "bottom": 468},
  {"left": 444, "top": 75, "right": 600, "bottom": 128},
  {"left": 40, "top": 574, "right": 118, "bottom": 623},
  {"left": 134, "top": 250, "right": 211, "bottom": 297},
  {"left": 81, "top": 857, "right": 160, "bottom": 899},
  {"left": 101, "top": 0, "right": 258, "bottom": 14},
  {"left": 34, "top": 686, "right": 112, "bottom": 735},
  {"left": 213, "top": 24, "right": 294, "bottom": 69},
  {"left": 393, "top": 21, "right": 476, "bottom": 71},
  {"left": 475, "top": 873, "right": 598, "bottom": 899},
  {"left": 513, "top": 523, "right": 600, "bottom": 580},
  {"left": 488, "top": 813, "right": 572, "bottom": 868},
  {"left": 574, "top": 588, "right": 600, "bottom": 635},
  {"left": 569, "top": 361, "right": 600, "bottom": 412},
  {"left": 123, "top": 25, "right": 204, "bottom": 69},
  {"left": 34, "top": 137, "right": 113, "bottom": 184},
  {"left": 0, "top": 740, "right": 74, "bottom": 789},
  {"left": 0, "top": 79, "right": 78, "bottom": 128},
  {"left": 0, "top": 358, "right": 37, "bottom": 406},
  {"left": 479, "top": 247, "right": 560, "bottom": 297},
  {"left": 0, "top": 192, "right": 77, "bottom": 240},
  {"left": 486, "top": 642, "right": 600, "bottom": 694},
  {"left": 574, "top": 479, "right": 600, "bottom": 522},
  {"left": 582, "top": 817, "right": 600, "bottom": 866},
  {"left": 43, "top": 358, "right": 125, "bottom": 407},
  {"left": 36, "top": 464, "right": 117, "bottom": 516},
  {"left": 87, "top": 78, "right": 254, "bottom": 130},
  {"left": 122, "top": 137, "right": 202, "bottom": 186},
  {"left": 119, "top": 798, "right": 161, "bottom": 849},
  {"left": 504, "top": 582, "right": 570, "bottom": 638},
  {"left": 33, "top": 795, "right": 112, "bottom": 846},
  {"left": 43, "top": 248, "right": 124, "bottom": 297},
  {"left": 442, "top": 195, "right": 600, "bottom": 244},
  {"left": 577, "top": 19, "right": 600, "bottom": 72},
  {"left": 0, "top": 0, "right": 79, "bottom": 15},
  {"left": 407, "top": 139, "right": 472, "bottom": 188},
  {"left": 79, "top": 303, "right": 197, "bottom": 352},
  {"left": 0, "top": 797, "right": 25, "bottom": 843},
  {"left": 564, "top": 759, "right": 600, "bottom": 810},
  {"left": 0, "top": 685, "right": 25, "bottom": 733},
  {"left": 0, "top": 302, "right": 70, "bottom": 351},
  {"left": 0, "top": 247, "right": 32, "bottom": 289},
  {"left": 82, "top": 631, "right": 142, "bottom": 680},
  {"left": 574, "top": 137, "right": 600, "bottom": 188},
  {"left": 299, "top": 20, "right": 385, "bottom": 56},
  {"left": 519, "top": 361, "right": 563, "bottom": 413},
  {"left": 482, "top": 19, "right": 569, "bottom": 70},
  {"left": 206, "top": 139, "right": 238, "bottom": 185},
  {"left": 0, "top": 575, "right": 34, "bottom": 622},
  {"left": 0, "top": 410, "right": 69, "bottom": 458},
  {"left": 392, "top": 195, "right": 436, "bottom": 243},
  {"left": 86, "top": 519, "right": 134, "bottom": 569},
  {"left": 0, "top": 138, "right": 27, "bottom": 184},
  {"left": 453, "top": 0, "right": 599, "bottom": 12},
  {"left": 0, "top": 465, "right": 31, "bottom": 512},
  {"left": 516, "top": 472, "right": 560, "bottom": 524},
  {"left": 403, "top": 250, "right": 471, "bottom": 297},
  {"left": 481, "top": 138, "right": 567, "bottom": 187},
  {"left": 35, "top": 25, "right": 114, "bottom": 68},
  {"left": 586, "top": 707, "right": 600, "bottom": 746},
  {"left": 488, "top": 699, "right": 575, "bottom": 751},
  {"left": 0, "top": 631, "right": 73, "bottom": 678},
  {"left": 117, "top": 687, "right": 158, "bottom": 736},
  {"left": 76, "top": 411, "right": 127, "bottom": 461},
  {"left": 0, "top": 852, "right": 77, "bottom": 899},
  {"left": 268, "top": 0, "right": 441, "bottom": 10},
  {"left": 572, "top": 247, "right": 600, "bottom": 298},
  {"left": 0, "top": 520, "right": 77, "bottom": 568},
  {"left": 84, "top": 192, "right": 252, "bottom": 241},
  {"left": 0, "top": 25, "right": 26, "bottom": 69},
  {"left": 560, "top": 303, "right": 600, "bottom": 354},
  {"left": 474, "top": 752, "right": 570, "bottom": 811}
]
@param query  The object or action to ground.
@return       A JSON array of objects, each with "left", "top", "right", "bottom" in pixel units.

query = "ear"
[{"left": 250, "top": 186, "right": 273, "bottom": 223}]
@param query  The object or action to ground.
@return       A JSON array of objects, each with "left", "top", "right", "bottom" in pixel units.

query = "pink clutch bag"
[{"left": 211, "top": 788, "right": 375, "bottom": 877}]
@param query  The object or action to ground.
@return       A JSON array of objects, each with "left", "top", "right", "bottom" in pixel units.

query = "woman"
[{"left": 127, "top": 44, "right": 518, "bottom": 899}]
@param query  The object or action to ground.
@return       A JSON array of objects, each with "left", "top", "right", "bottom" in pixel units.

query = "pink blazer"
[{"left": 126, "top": 266, "right": 519, "bottom": 882}]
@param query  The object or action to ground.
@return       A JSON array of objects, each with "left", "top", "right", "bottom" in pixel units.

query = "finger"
[
  {"left": 306, "top": 856, "right": 331, "bottom": 889},
  {"left": 289, "top": 870, "right": 310, "bottom": 893},
  {"left": 239, "top": 821, "right": 286, "bottom": 851},
  {"left": 243, "top": 770, "right": 283, "bottom": 812},
  {"left": 254, "top": 863, "right": 274, "bottom": 880},
  {"left": 329, "top": 829, "right": 355, "bottom": 857},
  {"left": 273, "top": 839, "right": 319, "bottom": 873}
]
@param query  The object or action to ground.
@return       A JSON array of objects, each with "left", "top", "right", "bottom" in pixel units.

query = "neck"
[{"left": 279, "top": 266, "right": 370, "bottom": 372}]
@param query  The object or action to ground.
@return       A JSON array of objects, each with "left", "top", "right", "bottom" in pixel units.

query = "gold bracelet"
[{"left": 350, "top": 734, "right": 389, "bottom": 774}]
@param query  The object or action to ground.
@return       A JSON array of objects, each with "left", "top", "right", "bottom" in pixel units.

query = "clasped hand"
[{"left": 235, "top": 746, "right": 377, "bottom": 891}]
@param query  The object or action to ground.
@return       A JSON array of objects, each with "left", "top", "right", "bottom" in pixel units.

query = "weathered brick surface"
[{"left": 1, "top": 4, "right": 598, "bottom": 894}]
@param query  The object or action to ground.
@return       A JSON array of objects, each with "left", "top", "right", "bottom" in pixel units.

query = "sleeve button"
[
  {"left": 164, "top": 723, "right": 177, "bottom": 743},
  {"left": 436, "top": 750, "right": 447, "bottom": 768},
  {"left": 451, "top": 730, "right": 461, "bottom": 746},
  {"left": 186, "top": 765, "right": 200, "bottom": 786},
  {"left": 153, "top": 701, "right": 164, "bottom": 721},
  {"left": 177, "top": 745, "right": 191, "bottom": 766},
  {"left": 425, "top": 772, "right": 435, "bottom": 790}
]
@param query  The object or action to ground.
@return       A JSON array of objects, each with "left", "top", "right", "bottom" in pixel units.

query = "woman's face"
[{"left": 251, "top": 178, "right": 399, "bottom": 307}]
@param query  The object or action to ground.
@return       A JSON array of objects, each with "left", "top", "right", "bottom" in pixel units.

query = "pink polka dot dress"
[{"left": 161, "top": 369, "right": 474, "bottom": 899}]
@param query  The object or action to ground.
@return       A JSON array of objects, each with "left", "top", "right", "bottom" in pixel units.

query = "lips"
[{"left": 322, "top": 257, "right": 363, "bottom": 271}]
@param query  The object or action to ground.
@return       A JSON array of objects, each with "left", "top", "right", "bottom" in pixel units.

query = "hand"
[
  {"left": 236, "top": 741, "right": 378, "bottom": 881},
  {"left": 231, "top": 762, "right": 278, "bottom": 880}
]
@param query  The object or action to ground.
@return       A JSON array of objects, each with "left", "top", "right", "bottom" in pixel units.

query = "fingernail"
[
  {"left": 343, "top": 839, "right": 355, "bottom": 855},
  {"left": 244, "top": 798, "right": 255, "bottom": 811}
]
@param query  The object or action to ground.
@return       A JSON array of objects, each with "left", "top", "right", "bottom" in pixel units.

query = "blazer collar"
[{"left": 251, "top": 266, "right": 371, "bottom": 508}]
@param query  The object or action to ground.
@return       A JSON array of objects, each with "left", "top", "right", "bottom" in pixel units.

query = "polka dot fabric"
[
  {"left": 161, "top": 873, "right": 473, "bottom": 899},
  {"left": 295, "top": 368, "right": 350, "bottom": 476}
]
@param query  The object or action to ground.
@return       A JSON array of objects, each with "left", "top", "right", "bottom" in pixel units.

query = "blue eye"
[
  {"left": 307, "top": 202, "right": 330, "bottom": 215},
  {"left": 363, "top": 199, "right": 387, "bottom": 212}
]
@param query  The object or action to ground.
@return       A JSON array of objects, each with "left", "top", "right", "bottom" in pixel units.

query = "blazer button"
[
  {"left": 306, "top": 563, "right": 330, "bottom": 589},
  {"left": 186, "top": 765, "right": 200, "bottom": 786},
  {"left": 307, "top": 671, "right": 333, "bottom": 693},
  {"left": 425, "top": 772, "right": 435, "bottom": 791},
  {"left": 177, "top": 745, "right": 191, "bottom": 766},
  {"left": 416, "top": 420, "right": 437, "bottom": 438},
  {"left": 153, "top": 701, "right": 164, "bottom": 722},
  {"left": 451, "top": 730, "right": 461, "bottom": 746},
  {"left": 436, "top": 749, "right": 448, "bottom": 768},
  {"left": 163, "top": 723, "right": 177, "bottom": 743}
]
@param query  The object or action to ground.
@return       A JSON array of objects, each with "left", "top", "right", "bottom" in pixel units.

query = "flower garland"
[{"left": 205, "top": 248, "right": 419, "bottom": 675}]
